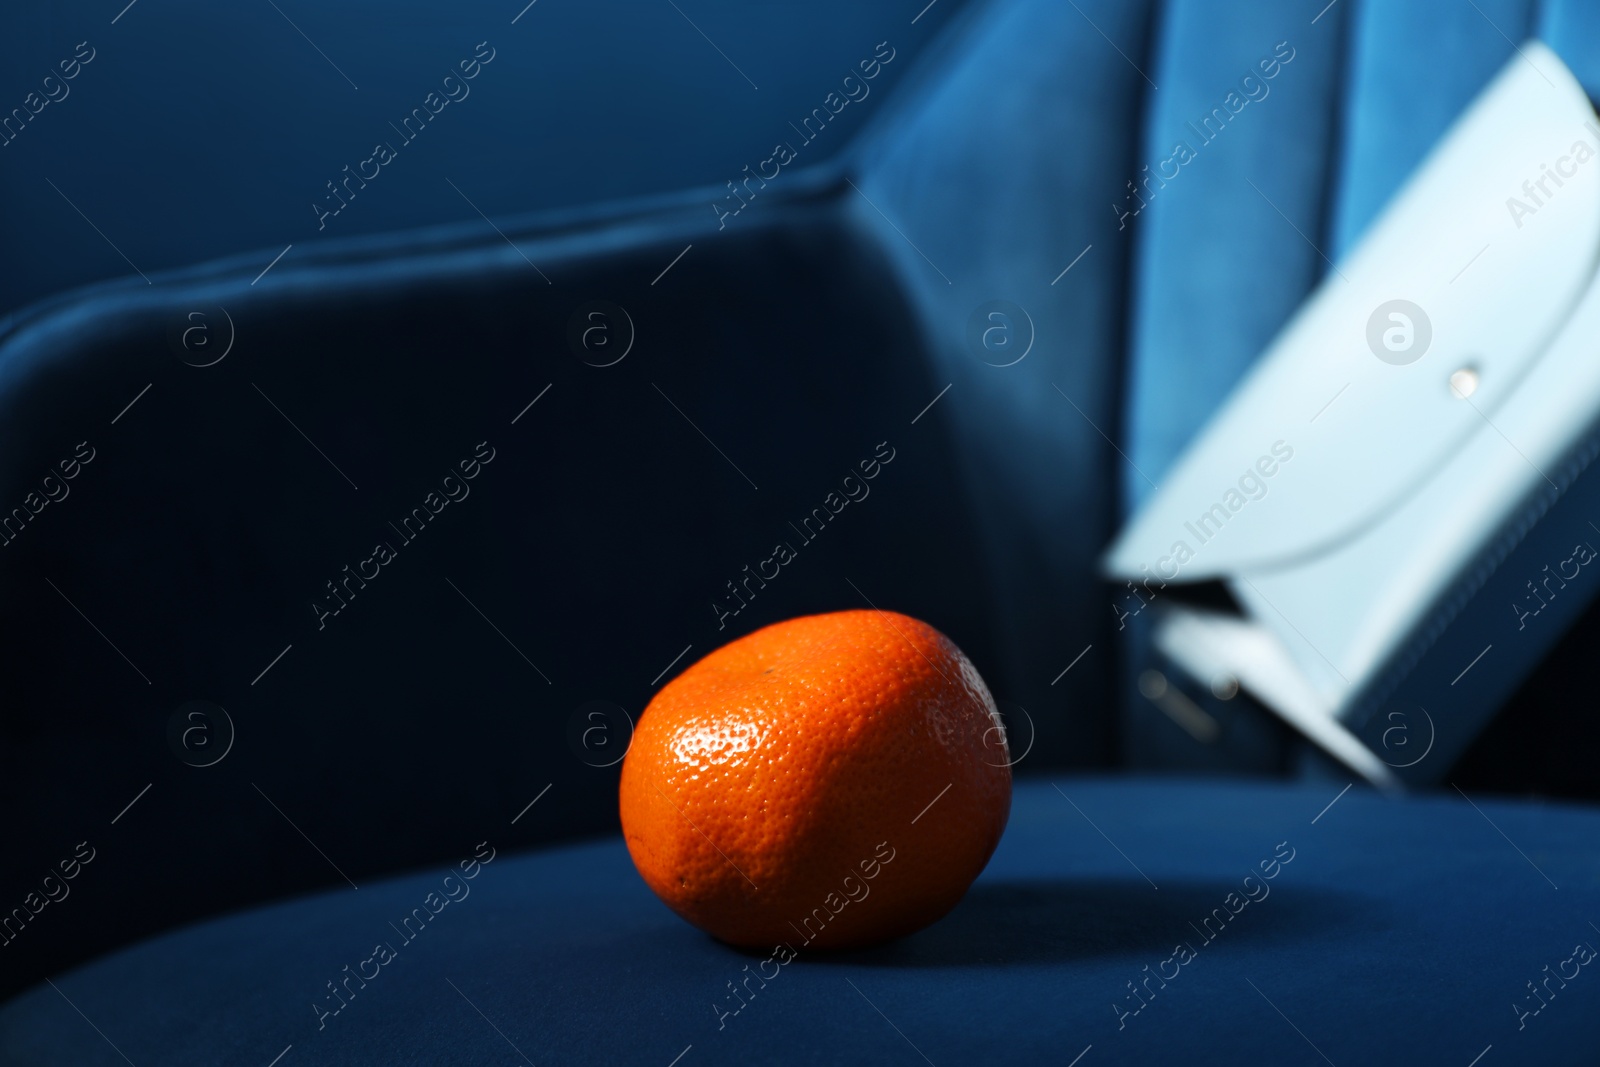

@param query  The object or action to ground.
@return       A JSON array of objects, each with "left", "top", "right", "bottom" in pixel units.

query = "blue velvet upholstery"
[
  {"left": 1126, "top": 1, "right": 1348, "bottom": 515},
  {"left": 6, "top": 778, "right": 1599, "bottom": 1065},
  {"left": 852, "top": 0, "right": 1154, "bottom": 767}
]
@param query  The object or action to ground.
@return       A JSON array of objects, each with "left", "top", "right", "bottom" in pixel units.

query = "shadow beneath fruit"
[{"left": 811, "top": 878, "right": 1372, "bottom": 967}]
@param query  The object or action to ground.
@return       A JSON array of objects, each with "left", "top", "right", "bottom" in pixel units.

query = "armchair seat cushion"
[{"left": 5, "top": 777, "right": 1597, "bottom": 1065}]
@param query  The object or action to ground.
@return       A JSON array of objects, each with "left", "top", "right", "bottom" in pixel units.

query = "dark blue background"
[{"left": 0, "top": 0, "right": 960, "bottom": 316}]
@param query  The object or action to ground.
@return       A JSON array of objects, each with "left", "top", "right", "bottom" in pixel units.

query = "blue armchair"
[{"left": 4, "top": 0, "right": 1600, "bottom": 1062}]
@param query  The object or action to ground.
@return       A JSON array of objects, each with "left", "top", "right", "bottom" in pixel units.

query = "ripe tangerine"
[{"left": 619, "top": 609, "right": 1011, "bottom": 950}]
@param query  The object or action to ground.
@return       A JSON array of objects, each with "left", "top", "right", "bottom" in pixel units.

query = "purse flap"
[{"left": 1106, "top": 41, "right": 1600, "bottom": 582}]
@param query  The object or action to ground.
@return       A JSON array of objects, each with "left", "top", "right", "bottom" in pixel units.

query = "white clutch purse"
[{"left": 1104, "top": 41, "right": 1600, "bottom": 790}]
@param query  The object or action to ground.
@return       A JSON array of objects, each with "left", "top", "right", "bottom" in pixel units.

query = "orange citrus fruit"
[{"left": 619, "top": 609, "right": 1011, "bottom": 950}]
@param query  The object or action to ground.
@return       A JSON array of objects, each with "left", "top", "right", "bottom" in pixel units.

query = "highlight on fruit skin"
[{"left": 619, "top": 609, "right": 1012, "bottom": 951}]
